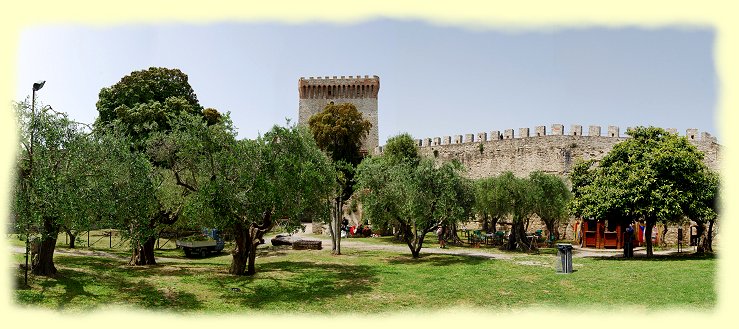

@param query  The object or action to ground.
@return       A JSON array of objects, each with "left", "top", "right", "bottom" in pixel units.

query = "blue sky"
[{"left": 15, "top": 19, "right": 718, "bottom": 143}]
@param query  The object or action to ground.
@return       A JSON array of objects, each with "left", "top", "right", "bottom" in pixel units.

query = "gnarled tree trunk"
[
  {"left": 481, "top": 214, "right": 489, "bottom": 233},
  {"left": 407, "top": 233, "right": 427, "bottom": 258},
  {"left": 32, "top": 217, "right": 59, "bottom": 276},
  {"left": 544, "top": 221, "right": 555, "bottom": 245},
  {"left": 697, "top": 221, "right": 713, "bottom": 254},
  {"left": 231, "top": 211, "right": 273, "bottom": 276},
  {"left": 67, "top": 231, "right": 76, "bottom": 249},
  {"left": 130, "top": 236, "right": 157, "bottom": 265},
  {"left": 507, "top": 219, "right": 533, "bottom": 251},
  {"left": 62, "top": 228, "right": 77, "bottom": 249},
  {"left": 129, "top": 208, "right": 179, "bottom": 266},
  {"left": 705, "top": 220, "right": 715, "bottom": 253},
  {"left": 246, "top": 221, "right": 269, "bottom": 275},
  {"left": 246, "top": 226, "right": 260, "bottom": 275},
  {"left": 230, "top": 223, "right": 249, "bottom": 275},
  {"left": 399, "top": 222, "right": 431, "bottom": 259},
  {"left": 490, "top": 217, "right": 499, "bottom": 234},
  {"left": 644, "top": 219, "right": 655, "bottom": 257},
  {"left": 447, "top": 222, "right": 465, "bottom": 246}
]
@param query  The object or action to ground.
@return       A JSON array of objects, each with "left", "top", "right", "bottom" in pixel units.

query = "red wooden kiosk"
[
  {"left": 575, "top": 219, "right": 655, "bottom": 249},
  {"left": 579, "top": 219, "right": 625, "bottom": 249}
]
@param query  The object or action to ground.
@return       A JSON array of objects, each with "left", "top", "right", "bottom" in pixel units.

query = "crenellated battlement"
[
  {"left": 373, "top": 124, "right": 720, "bottom": 177},
  {"left": 392, "top": 124, "right": 718, "bottom": 150},
  {"left": 299, "top": 75, "right": 380, "bottom": 99}
]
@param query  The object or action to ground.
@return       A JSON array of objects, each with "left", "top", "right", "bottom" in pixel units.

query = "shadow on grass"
[
  {"left": 589, "top": 252, "right": 716, "bottom": 262},
  {"left": 213, "top": 261, "right": 379, "bottom": 312},
  {"left": 14, "top": 258, "right": 204, "bottom": 312},
  {"left": 385, "top": 253, "right": 488, "bottom": 266},
  {"left": 57, "top": 256, "right": 226, "bottom": 279}
]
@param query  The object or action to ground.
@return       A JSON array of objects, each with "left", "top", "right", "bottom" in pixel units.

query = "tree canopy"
[
  {"left": 307, "top": 102, "right": 372, "bottom": 255},
  {"left": 356, "top": 134, "right": 473, "bottom": 258},
  {"left": 12, "top": 100, "right": 156, "bottom": 274},
  {"left": 308, "top": 102, "right": 372, "bottom": 166},
  {"left": 569, "top": 126, "right": 718, "bottom": 256},
  {"left": 473, "top": 176, "right": 508, "bottom": 233},
  {"left": 382, "top": 133, "right": 420, "bottom": 165},
  {"left": 164, "top": 114, "right": 335, "bottom": 275},
  {"left": 529, "top": 171, "right": 571, "bottom": 242},
  {"left": 93, "top": 67, "right": 217, "bottom": 265},
  {"left": 95, "top": 67, "right": 204, "bottom": 146}
]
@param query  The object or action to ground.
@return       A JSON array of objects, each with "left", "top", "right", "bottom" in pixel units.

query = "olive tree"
[
  {"left": 529, "top": 171, "right": 571, "bottom": 242},
  {"left": 493, "top": 172, "right": 537, "bottom": 251},
  {"left": 356, "top": 134, "right": 474, "bottom": 258},
  {"left": 473, "top": 176, "right": 508, "bottom": 234},
  {"left": 162, "top": 115, "right": 335, "bottom": 275},
  {"left": 12, "top": 100, "right": 153, "bottom": 275},
  {"left": 13, "top": 100, "right": 91, "bottom": 275}
]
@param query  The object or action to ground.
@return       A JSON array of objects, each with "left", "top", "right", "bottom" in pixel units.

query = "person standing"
[
  {"left": 624, "top": 222, "right": 635, "bottom": 258},
  {"left": 436, "top": 225, "right": 446, "bottom": 249}
]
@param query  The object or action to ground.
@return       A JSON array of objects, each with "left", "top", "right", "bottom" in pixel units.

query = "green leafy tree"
[
  {"left": 308, "top": 102, "right": 372, "bottom": 165},
  {"left": 356, "top": 134, "right": 473, "bottom": 258},
  {"left": 96, "top": 67, "right": 201, "bottom": 144},
  {"left": 494, "top": 172, "right": 537, "bottom": 251},
  {"left": 165, "top": 115, "right": 334, "bottom": 275},
  {"left": 382, "top": 132, "right": 420, "bottom": 165},
  {"left": 569, "top": 127, "right": 716, "bottom": 256},
  {"left": 683, "top": 169, "right": 720, "bottom": 253},
  {"left": 308, "top": 102, "right": 371, "bottom": 255},
  {"left": 94, "top": 67, "right": 215, "bottom": 265},
  {"left": 12, "top": 100, "right": 126, "bottom": 275},
  {"left": 473, "top": 176, "right": 508, "bottom": 234},
  {"left": 529, "top": 171, "right": 571, "bottom": 243},
  {"left": 367, "top": 133, "right": 420, "bottom": 239}
]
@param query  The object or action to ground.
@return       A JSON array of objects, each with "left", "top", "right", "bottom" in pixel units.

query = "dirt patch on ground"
[{"left": 515, "top": 260, "right": 549, "bottom": 267}]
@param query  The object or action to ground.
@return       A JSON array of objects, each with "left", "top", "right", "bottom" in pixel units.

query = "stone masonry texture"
[
  {"left": 410, "top": 128, "right": 721, "bottom": 245},
  {"left": 298, "top": 75, "right": 379, "bottom": 152}
]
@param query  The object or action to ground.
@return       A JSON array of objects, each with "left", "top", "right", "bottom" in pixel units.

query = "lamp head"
[{"left": 32, "top": 80, "right": 46, "bottom": 91}]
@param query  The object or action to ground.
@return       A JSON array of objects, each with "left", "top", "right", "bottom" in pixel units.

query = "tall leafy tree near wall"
[
  {"left": 356, "top": 134, "right": 474, "bottom": 258},
  {"left": 473, "top": 176, "right": 508, "bottom": 234},
  {"left": 529, "top": 171, "right": 571, "bottom": 242},
  {"left": 308, "top": 102, "right": 371, "bottom": 255},
  {"left": 493, "top": 172, "right": 537, "bottom": 251},
  {"left": 569, "top": 127, "right": 719, "bottom": 256}
]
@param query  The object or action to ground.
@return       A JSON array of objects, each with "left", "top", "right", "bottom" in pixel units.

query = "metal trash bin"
[{"left": 556, "top": 243, "right": 573, "bottom": 274}]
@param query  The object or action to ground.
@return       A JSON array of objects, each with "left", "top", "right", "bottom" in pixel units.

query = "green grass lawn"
[{"left": 11, "top": 240, "right": 716, "bottom": 314}]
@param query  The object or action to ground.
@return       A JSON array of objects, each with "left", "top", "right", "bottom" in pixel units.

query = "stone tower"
[{"left": 298, "top": 75, "right": 380, "bottom": 153}]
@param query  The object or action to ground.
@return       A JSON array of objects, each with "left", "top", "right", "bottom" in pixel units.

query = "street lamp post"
[{"left": 25, "top": 80, "right": 45, "bottom": 286}]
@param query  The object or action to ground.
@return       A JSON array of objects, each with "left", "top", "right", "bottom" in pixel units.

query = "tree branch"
[
  {"left": 255, "top": 209, "right": 273, "bottom": 231},
  {"left": 173, "top": 169, "right": 197, "bottom": 192}
]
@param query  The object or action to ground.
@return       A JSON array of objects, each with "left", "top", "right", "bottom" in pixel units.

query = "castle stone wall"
[
  {"left": 376, "top": 124, "right": 720, "bottom": 179},
  {"left": 400, "top": 124, "right": 721, "bottom": 247}
]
